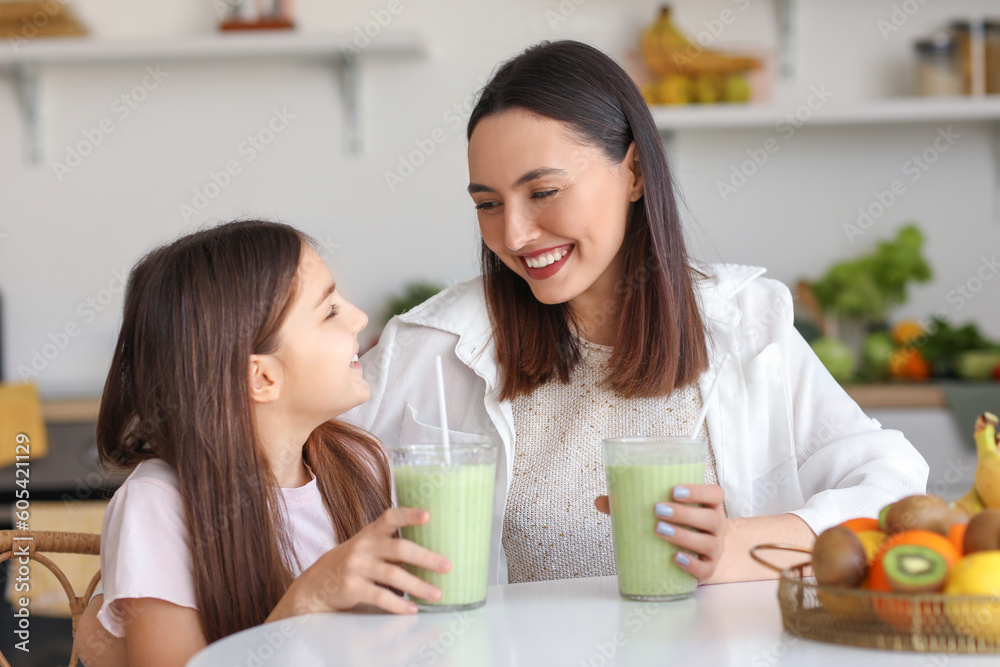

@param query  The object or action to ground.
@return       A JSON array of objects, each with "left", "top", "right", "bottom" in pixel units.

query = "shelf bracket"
[
  {"left": 775, "top": 0, "right": 796, "bottom": 79},
  {"left": 11, "top": 62, "right": 42, "bottom": 165},
  {"left": 993, "top": 120, "right": 1000, "bottom": 224},
  {"left": 337, "top": 50, "right": 361, "bottom": 155}
]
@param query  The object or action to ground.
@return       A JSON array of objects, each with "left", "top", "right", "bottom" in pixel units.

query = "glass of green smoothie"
[
  {"left": 390, "top": 441, "right": 497, "bottom": 612},
  {"left": 603, "top": 437, "right": 707, "bottom": 601}
]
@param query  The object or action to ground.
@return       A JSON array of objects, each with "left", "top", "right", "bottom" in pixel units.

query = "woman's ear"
[
  {"left": 248, "top": 355, "right": 281, "bottom": 404},
  {"left": 625, "top": 141, "right": 643, "bottom": 202}
]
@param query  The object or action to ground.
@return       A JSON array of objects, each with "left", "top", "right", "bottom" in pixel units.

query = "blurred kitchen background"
[{"left": 1, "top": 0, "right": 1000, "bottom": 662}]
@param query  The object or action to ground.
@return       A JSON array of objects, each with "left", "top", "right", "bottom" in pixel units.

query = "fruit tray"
[{"left": 750, "top": 544, "right": 1000, "bottom": 653}]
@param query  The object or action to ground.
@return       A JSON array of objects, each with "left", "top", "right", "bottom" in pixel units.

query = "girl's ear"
[
  {"left": 248, "top": 355, "right": 281, "bottom": 404},
  {"left": 625, "top": 141, "right": 643, "bottom": 202}
]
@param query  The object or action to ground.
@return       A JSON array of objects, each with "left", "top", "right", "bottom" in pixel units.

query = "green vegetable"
[
  {"left": 811, "top": 224, "right": 932, "bottom": 321},
  {"left": 862, "top": 331, "right": 895, "bottom": 381},
  {"left": 917, "top": 317, "right": 996, "bottom": 375},
  {"left": 955, "top": 350, "right": 1000, "bottom": 380},
  {"left": 382, "top": 281, "right": 444, "bottom": 324},
  {"left": 811, "top": 337, "right": 856, "bottom": 383}
]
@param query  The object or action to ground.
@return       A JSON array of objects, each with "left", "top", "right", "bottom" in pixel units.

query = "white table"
[{"left": 187, "top": 576, "right": 997, "bottom": 666}]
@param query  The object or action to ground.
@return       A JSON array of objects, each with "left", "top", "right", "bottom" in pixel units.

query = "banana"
[
  {"left": 949, "top": 412, "right": 1000, "bottom": 519},
  {"left": 640, "top": 6, "right": 694, "bottom": 77},
  {"left": 954, "top": 485, "right": 986, "bottom": 518},
  {"left": 692, "top": 74, "right": 722, "bottom": 104},
  {"left": 656, "top": 74, "right": 691, "bottom": 105},
  {"left": 640, "top": 5, "right": 762, "bottom": 78},
  {"left": 975, "top": 412, "right": 1000, "bottom": 509},
  {"left": 724, "top": 74, "right": 752, "bottom": 103}
]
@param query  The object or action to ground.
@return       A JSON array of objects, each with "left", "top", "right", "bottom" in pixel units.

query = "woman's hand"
[
  {"left": 268, "top": 507, "right": 450, "bottom": 621},
  {"left": 594, "top": 484, "right": 727, "bottom": 583}
]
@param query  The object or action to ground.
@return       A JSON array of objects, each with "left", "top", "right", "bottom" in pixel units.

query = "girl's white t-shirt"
[{"left": 97, "top": 458, "right": 337, "bottom": 637}]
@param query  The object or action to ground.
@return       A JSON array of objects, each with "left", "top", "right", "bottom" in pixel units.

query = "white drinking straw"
[
  {"left": 435, "top": 355, "right": 452, "bottom": 465},
  {"left": 690, "top": 353, "right": 732, "bottom": 439}
]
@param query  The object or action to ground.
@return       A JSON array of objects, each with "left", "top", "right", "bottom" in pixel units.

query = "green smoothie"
[
  {"left": 606, "top": 461, "right": 705, "bottom": 601},
  {"left": 394, "top": 459, "right": 496, "bottom": 611}
]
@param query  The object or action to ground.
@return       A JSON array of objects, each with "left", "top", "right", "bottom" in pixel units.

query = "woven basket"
[{"left": 750, "top": 544, "right": 1000, "bottom": 653}]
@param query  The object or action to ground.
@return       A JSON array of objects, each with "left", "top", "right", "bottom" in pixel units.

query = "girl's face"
[
  {"left": 467, "top": 109, "right": 642, "bottom": 312},
  {"left": 268, "top": 245, "right": 370, "bottom": 421}
]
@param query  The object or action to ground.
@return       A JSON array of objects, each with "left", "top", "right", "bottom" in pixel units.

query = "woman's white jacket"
[{"left": 344, "top": 262, "right": 929, "bottom": 585}]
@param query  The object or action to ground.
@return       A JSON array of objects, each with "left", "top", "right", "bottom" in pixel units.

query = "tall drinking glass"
[
  {"left": 391, "top": 441, "right": 497, "bottom": 612},
  {"left": 603, "top": 437, "right": 707, "bottom": 601}
]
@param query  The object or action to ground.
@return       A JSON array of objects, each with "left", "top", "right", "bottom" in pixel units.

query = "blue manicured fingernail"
[
  {"left": 675, "top": 552, "right": 691, "bottom": 567},
  {"left": 656, "top": 521, "right": 675, "bottom": 537},
  {"left": 673, "top": 486, "right": 690, "bottom": 500},
  {"left": 655, "top": 503, "right": 673, "bottom": 518}
]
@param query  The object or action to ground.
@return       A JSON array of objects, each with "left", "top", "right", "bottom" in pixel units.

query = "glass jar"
[
  {"left": 987, "top": 20, "right": 1000, "bottom": 94},
  {"left": 914, "top": 34, "right": 963, "bottom": 97},
  {"left": 949, "top": 19, "right": 990, "bottom": 95}
]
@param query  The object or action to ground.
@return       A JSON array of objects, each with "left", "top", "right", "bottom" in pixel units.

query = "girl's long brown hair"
[
  {"left": 96, "top": 220, "right": 391, "bottom": 642},
  {"left": 468, "top": 41, "right": 710, "bottom": 400}
]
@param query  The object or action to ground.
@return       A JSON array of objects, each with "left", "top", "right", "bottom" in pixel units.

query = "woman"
[{"left": 345, "top": 40, "right": 929, "bottom": 586}]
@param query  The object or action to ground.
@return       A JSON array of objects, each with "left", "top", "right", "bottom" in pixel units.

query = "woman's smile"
[{"left": 519, "top": 244, "right": 574, "bottom": 279}]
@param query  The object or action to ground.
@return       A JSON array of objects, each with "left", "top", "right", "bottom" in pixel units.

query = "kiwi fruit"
[
  {"left": 964, "top": 509, "right": 1000, "bottom": 554},
  {"left": 813, "top": 526, "right": 868, "bottom": 588},
  {"left": 879, "top": 503, "right": 894, "bottom": 532},
  {"left": 882, "top": 544, "right": 948, "bottom": 593},
  {"left": 884, "top": 494, "right": 952, "bottom": 536}
]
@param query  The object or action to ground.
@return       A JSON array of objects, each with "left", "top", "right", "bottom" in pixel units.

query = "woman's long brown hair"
[
  {"left": 468, "top": 40, "right": 710, "bottom": 400},
  {"left": 96, "top": 220, "right": 391, "bottom": 642}
]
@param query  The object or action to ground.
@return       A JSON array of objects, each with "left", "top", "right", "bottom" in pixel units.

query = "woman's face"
[
  {"left": 467, "top": 109, "right": 642, "bottom": 312},
  {"left": 267, "top": 245, "right": 370, "bottom": 421}
]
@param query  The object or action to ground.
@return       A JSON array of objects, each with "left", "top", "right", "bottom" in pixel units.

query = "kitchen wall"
[{"left": 1, "top": 0, "right": 998, "bottom": 397}]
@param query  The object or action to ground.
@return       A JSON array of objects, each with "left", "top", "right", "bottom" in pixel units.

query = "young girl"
[
  {"left": 75, "top": 220, "right": 450, "bottom": 667},
  {"left": 344, "top": 40, "right": 929, "bottom": 586}
]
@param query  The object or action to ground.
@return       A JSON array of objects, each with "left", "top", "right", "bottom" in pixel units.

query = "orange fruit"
[
  {"left": 892, "top": 319, "right": 926, "bottom": 347},
  {"left": 888, "top": 349, "right": 910, "bottom": 379},
  {"left": 866, "top": 530, "right": 959, "bottom": 631},
  {"left": 840, "top": 517, "right": 881, "bottom": 534},
  {"left": 864, "top": 556, "right": 891, "bottom": 592},
  {"left": 906, "top": 351, "right": 932, "bottom": 380},
  {"left": 888, "top": 348, "right": 932, "bottom": 381},
  {"left": 856, "top": 530, "right": 887, "bottom": 562},
  {"left": 948, "top": 523, "right": 967, "bottom": 557},
  {"left": 879, "top": 529, "right": 960, "bottom": 566},
  {"left": 866, "top": 553, "right": 944, "bottom": 631}
]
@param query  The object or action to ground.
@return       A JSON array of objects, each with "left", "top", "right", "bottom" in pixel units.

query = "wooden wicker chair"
[{"left": 0, "top": 530, "right": 101, "bottom": 667}]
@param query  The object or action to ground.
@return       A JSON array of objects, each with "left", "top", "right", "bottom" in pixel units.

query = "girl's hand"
[
  {"left": 270, "top": 507, "right": 450, "bottom": 620},
  {"left": 594, "top": 484, "right": 728, "bottom": 583}
]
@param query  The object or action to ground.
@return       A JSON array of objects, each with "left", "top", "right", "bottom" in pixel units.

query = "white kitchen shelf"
[
  {"left": 0, "top": 31, "right": 423, "bottom": 64},
  {"left": 654, "top": 96, "right": 1000, "bottom": 221},
  {"left": 651, "top": 95, "right": 1000, "bottom": 131},
  {"left": 0, "top": 32, "right": 427, "bottom": 161}
]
